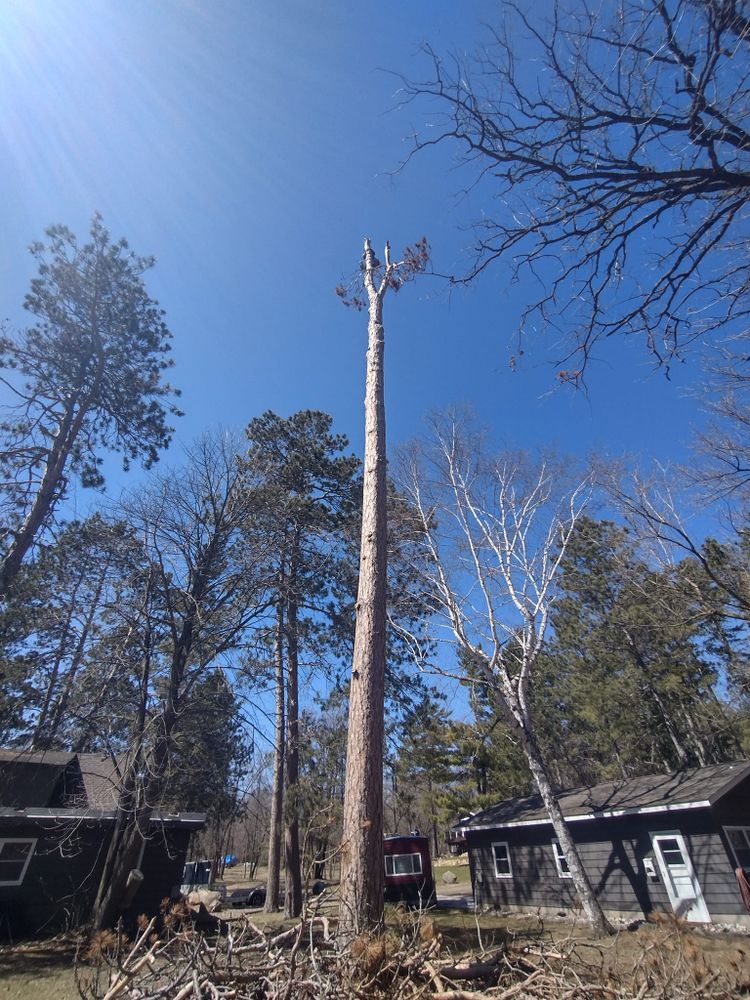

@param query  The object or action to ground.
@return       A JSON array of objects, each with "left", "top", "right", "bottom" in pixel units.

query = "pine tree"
[{"left": 0, "top": 216, "right": 181, "bottom": 596}]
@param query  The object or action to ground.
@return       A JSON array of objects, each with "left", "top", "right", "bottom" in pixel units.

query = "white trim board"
[{"left": 461, "top": 799, "right": 712, "bottom": 833}]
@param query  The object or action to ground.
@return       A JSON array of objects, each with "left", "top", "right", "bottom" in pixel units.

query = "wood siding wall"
[
  {"left": 467, "top": 806, "right": 750, "bottom": 921},
  {"left": 0, "top": 820, "right": 191, "bottom": 936}
]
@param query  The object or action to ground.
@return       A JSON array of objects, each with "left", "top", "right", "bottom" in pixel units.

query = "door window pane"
[{"left": 658, "top": 839, "right": 686, "bottom": 866}]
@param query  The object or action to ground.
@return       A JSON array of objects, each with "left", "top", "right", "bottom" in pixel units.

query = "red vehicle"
[{"left": 383, "top": 833, "right": 435, "bottom": 906}]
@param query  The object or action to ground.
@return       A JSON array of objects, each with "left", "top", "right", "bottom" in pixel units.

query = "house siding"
[
  {"left": 467, "top": 806, "right": 748, "bottom": 922},
  {"left": 0, "top": 818, "right": 194, "bottom": 936},
  {"left": 0, "top": 819, "right": 110, "bottom": 935},
  {"left": 128, "top": 826, "right": 192, "bottom": 919}
]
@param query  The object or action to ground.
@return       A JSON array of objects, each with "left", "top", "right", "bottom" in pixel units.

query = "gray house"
[
  {"left": 0, "top": 750, "right": 204, "bottom": 936},
  {"left": 460, "top": 761, "right": 750, "bottom": 925}
]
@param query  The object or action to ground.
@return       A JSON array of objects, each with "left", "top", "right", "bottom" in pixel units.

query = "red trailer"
[{"left": 383, "top": 834, "right": 435, "bottom": 906}]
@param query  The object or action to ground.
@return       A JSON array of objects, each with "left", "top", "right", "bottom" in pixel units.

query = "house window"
[
  {"left": 384, "top": 852, "right": 423, "bottom": 877},
  {"left": 0, "top": 839, "right": 36, "bottom": 886},
  {"left": 724, "top": 827, "right": 750, "bottom": 870},
  {"left": 552, "top": 840, "right": 572, "bottom": 878},
  {"left": 492, "top": 841, "right": 512, "bottom": 878}
]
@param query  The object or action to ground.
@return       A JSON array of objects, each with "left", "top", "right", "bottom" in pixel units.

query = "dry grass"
[{"left": 0, "top": 934, "right": 79, "bottom": 1000}]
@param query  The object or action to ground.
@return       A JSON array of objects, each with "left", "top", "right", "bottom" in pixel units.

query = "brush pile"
[{"left": 76, "top": 905, "right": 750, "bottom": 1000}]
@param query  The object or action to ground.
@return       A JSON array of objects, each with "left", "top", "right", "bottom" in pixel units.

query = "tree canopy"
[
  {"left": 404, "top": 0, "right": 750, "bottom": 380},
  {"left": 0, "top": 215, "right": 181, "bottom": 596}
]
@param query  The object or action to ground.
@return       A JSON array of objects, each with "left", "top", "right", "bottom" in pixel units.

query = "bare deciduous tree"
[
  {"left": 401, "top": 0, "right": 750, "bottom": 381},
  {"left": 400, "top": 415, "right": 612, "bottom": 933},
  {"left": 91, "top": 433, "right": 269, "bottom": 931}
]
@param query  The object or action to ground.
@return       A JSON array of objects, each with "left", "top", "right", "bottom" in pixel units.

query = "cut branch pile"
[{"left": 75, "top": 909, "right": 750, "bottom": 999}]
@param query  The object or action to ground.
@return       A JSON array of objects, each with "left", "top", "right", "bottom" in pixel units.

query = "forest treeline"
[{"left": 2, "top": 420, "right": 750, "bottom": 884}]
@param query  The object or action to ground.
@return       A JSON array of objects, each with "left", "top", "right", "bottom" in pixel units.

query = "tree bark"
[
  {"left": 0, "top": 358, "right": 102, "bottom": 599},
  {"left": 264, "top": 588, "right": 286, "bottom": 913},
  {"left": 339, "top": 238, "right": 389, "bottom": 935},
  {"left": 520, "top": 725, "right": 612, "bottom": 934},
  {"left": 284, "top": 528, "right": 303, "bottom": 918},
  {"left": 499, "top": 683, "right": 612, "bottom": 935}
]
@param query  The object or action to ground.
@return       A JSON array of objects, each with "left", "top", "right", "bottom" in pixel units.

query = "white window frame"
[
  {"left": 0, "top": 838, "right": 36, "bottom": 887},
  {"left": 492, "top": 841, "right": 513, "bottom": 879},
  {"left": 552, "top": 840, "right": 572, "bottom": 879},
  {"left": 384, "top": 851, "right": 423, "bottom": 877},
  {"left": 723, "top": 826, "right": 750, "bottom": 869}
]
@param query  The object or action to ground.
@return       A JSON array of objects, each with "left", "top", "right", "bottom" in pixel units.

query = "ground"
[{"left": 2, "top": 864, "right": 748, "bottom": 998}]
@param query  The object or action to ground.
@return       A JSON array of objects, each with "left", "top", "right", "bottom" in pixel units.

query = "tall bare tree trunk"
[
  {"left": 284, "top": 529, "right": 303, "bottom": 917},
  {"left": 339, "top": 239, "right": 390, "bottom": 935},
  {"left": 265, "top": 589, "right": 286, "bottom": 913}
]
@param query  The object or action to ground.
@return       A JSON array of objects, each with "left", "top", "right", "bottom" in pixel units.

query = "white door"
[{"left": 652, "top": 833, "right": 710, "bottom": 923}]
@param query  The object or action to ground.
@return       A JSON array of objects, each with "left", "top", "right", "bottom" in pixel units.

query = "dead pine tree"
[{"left": 337, "top": 236, "right": 428, "bottom": 936}]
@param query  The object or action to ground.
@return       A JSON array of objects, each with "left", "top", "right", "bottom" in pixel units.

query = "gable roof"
[
  {"left": 462, "top": 761, "right": 750, "bottom": 832},
  {"left": 0, "top": 750, "right": 125, "bottom": 809},
  {"left": 0, "top": 749, "right": 205, "bottom": 830},
  {"left": 0, "top": 750, "right": 79, "bottom": 808},
  {"left": 77, "top": 753, "right": 124, "bottom": 809}
]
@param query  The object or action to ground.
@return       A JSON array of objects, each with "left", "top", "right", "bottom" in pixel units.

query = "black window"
[
  {"left": 724, "top": 827, "right": 750, "bottom": 870},
  {"left": 492, "top": 842, "right": 512, "bottom": 878},
  {"left": 552, "top": 840, "right": 572, "bottom": 878}
]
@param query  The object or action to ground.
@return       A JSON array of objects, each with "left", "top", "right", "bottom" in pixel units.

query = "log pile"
[{"left": 75, "top": 906, "right": 749, "bottom": 1000}]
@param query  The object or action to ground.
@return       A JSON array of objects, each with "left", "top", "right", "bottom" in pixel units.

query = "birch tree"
[{"left": 400, "top": 416, "right": 612, "bottom": 933}]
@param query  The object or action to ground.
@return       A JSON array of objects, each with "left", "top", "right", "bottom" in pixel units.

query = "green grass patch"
[{"left": 433, "top": 863, "right": 471, "bottom": 886}]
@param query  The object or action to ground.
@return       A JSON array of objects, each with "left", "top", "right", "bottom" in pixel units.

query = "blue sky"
[{"left": 0, "top": 0, "right": 707, "bottom": 499}]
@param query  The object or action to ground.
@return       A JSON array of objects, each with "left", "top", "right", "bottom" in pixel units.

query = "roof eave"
[
  {"left": 463, "top": 798, "right": 712, "bottom": 833},
  {"left": 0, "top": 807, "right": 206, "bottom": 828}
]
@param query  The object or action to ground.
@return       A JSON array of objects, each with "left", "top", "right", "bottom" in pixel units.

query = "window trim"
[
  {"left": 552, "top": 840, "right": 572, "bottom": 879},
  {"left": 723, "top": 826, "right": 750, "bottom": 870},
  {"left": 384, "top": 851, "right": 423, "bottom": 877},
  {"left": 0, "top": 838, "right": 36, "bottom": 887},
  {"left": 491, "top": 840, "right": 513, "bottom": 879}
]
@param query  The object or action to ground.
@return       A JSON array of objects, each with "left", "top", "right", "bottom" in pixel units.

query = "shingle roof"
[
  {"left": 462, "top": 761, "right": 750, "bottom": 831},
  {"left": 0, "top": 749, "right": 206, "bottom": 830},
  {"left": 77, "top": 753, "right": 124, "bottom": 809},
  {"left": 0, "top": 750, "right": 124, "bottom": 809}
]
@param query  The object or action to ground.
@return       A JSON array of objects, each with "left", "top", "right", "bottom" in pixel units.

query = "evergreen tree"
[
  {"left": 0, "top": 216, "right": 181, "bottom": 596},
  {"left": 245, "top": 410, "right": 359, "bottom": 916},
  {"left": 535, "top": 517, "right": 743, "bottom": 784}
]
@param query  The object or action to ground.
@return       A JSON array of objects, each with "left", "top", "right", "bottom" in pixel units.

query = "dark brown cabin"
[
  {"left": 460, "top": 761, "right": 750, "bottom": 926},
  {"left": 0, "top": 749, "right": 204, "bottom": 937}
]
